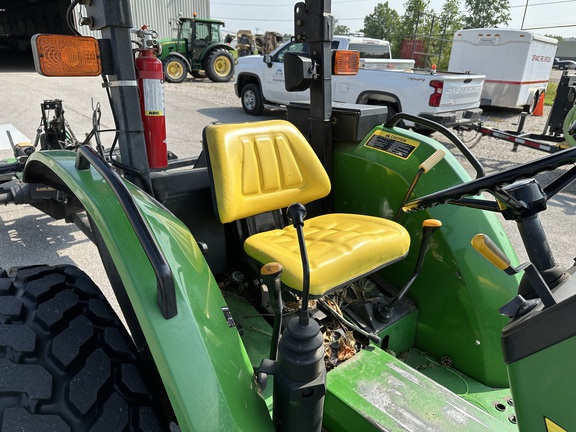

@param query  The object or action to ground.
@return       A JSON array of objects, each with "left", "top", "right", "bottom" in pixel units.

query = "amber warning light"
[
  {"left": 32, "top": 34, "right": 102, "bottom": 77},
  {"left": 333, "top": 50, "right": 360, "bottom": 76}
]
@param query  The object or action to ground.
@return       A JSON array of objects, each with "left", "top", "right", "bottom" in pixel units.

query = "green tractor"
[
  {"left": 157, "top": 15, "right": 235, "bottom": 83},
  {"left": 3, "top": 0, "right": 576, "bottom": 431}
]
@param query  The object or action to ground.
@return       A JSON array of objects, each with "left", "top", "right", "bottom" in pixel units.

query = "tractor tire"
[
  {"left": 163, "top": 56, "right": 188, "bottom": 83},
  {"left": 241, "top": 83, "right": 265, "bottom": 115},
  {"left": 204, "top": 50, "right": 234, "bottom": 83},
  {"left": 0, "top": 265, "right": 168, "bottom": 431}
]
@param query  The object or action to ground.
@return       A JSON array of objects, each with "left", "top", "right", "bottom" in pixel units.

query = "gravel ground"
[
  {"left": 428, "top": 70, "right": 576, "bottom": 271},
  {"left": 1, "top": 65, "right": 573, "bottom": 294}
]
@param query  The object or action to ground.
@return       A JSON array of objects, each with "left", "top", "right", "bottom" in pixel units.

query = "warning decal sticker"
[
  {"left": 545, "top": 417, "right": 567, "bottom": 432},
  {"left": 364, "top": 130, "right": 419, "bottom": 159}
]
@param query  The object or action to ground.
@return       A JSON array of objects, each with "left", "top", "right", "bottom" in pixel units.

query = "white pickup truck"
[{"left": 234, "top": 36, "right": 485, "bottom": 130}]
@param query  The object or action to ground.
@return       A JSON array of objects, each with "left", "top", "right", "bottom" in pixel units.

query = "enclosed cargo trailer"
[{"left": 449, "top": 28, "right": 557, "bottom": 111}]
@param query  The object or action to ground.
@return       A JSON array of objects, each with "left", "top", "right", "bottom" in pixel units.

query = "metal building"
[
  {"left": 76, "top": 0, "right": 211, "bottom": 39},
  {"left": 0, "top": 0, "right": 211, "bottom": 54}
]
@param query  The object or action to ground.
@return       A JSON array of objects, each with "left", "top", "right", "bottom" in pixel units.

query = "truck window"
[
  {"left": 348, "top": 43, "right": 391, "bottom": 59},
  {"left": 275, "top": 42, "right": 307, "bottom": 62}
]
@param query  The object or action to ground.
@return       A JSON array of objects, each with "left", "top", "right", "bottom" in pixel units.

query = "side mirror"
[
  {"left": 263, "top": 54, "right": 272, "bottom": 67},
  {"left": 284, "top": 52, "right": 313, "bottom": 92}
]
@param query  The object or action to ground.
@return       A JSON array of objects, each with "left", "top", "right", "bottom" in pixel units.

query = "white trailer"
[{"left": 448, "top": 29, "right": 557, "bottom": 111}]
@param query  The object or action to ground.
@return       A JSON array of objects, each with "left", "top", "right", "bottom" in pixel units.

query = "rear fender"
[
  {"left": 163, "top": 52, "right": 192, "bottom": 72},
  {"left": 199, "top": 43, "right": 234, "bottom": 60},
  {"left": 22, "top": 150, "right": 273, "bottom": 431}
]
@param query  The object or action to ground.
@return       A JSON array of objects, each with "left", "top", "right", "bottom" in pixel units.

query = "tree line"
[{"left": 333, "top": 0, "right": 563, "bottom": 69}]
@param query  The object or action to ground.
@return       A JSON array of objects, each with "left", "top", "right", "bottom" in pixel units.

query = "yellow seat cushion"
[
  {"left": 204, "top": 120, "right": 331, "bottom": 223},
  {"left": 244, "top": 214, "right": 410, "bottom": 297}
]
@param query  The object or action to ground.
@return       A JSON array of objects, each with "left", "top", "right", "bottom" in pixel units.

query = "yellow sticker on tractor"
[
  {"left": 545, "top": 417, "right": 567, "bottom": 432},
  {"left": 364, "top": 130, "right": 420, "bottom": 159}
]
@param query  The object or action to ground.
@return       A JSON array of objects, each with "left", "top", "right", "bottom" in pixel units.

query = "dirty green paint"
[
  {"left": 23, "top": 151, "right": 273, "bottom": 432},
  {"left": 332, "top": 127, "right": 521, "bottom": 388},
  {"left": 324, "top": 348, "right": 517, "bottom": 431}
]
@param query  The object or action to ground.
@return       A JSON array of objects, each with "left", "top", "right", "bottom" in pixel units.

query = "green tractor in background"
[{"left": 157, "top": 15, "right": 235, "bottom": 83}]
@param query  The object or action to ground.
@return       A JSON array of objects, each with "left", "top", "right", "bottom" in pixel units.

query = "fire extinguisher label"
[{"left": 143, "top": 79, "right": 165, "bottom": 116}]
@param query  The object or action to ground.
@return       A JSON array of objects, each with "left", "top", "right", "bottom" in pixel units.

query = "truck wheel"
[
  {"left": 241, "top": 83, "right": 264, "bottom": 115},
  {"left": 0, "top": 265, "right": 168, "bottom": 431},
  {"left": 164, "top": 57, "right": 188, "bottom": 83},
  {"left": 204, "top": 50, "right": 234, "bottom": 83}
]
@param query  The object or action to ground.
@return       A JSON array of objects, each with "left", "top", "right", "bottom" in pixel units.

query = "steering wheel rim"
[{"left": 403, "top": 146, "right": 576, "bottom": 213}]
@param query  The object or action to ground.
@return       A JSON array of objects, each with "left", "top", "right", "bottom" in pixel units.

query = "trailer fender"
[
  {"left": 22, "top": 150, "right": 274, "bottom": 432},
  {"left": 525, "top": 87, "right": 546, "bottom": 113}
]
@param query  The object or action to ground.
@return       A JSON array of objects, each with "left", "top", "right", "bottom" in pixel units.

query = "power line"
[{"left": 510, "top": 0, "right": 576, "bottom": 7}]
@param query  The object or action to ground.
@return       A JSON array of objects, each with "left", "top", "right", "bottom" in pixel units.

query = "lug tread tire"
[
  {"left": 163, "top": 57, "right": 188, "bottom": 84},
  {"left": 0, "top": 265, "right": 167, "bottom": 432},
  {"left": 241, "top": 83, "right": 265, "bottom": 115},
  {"left": 204, "top": 49, "right": 234, "bottom": 83}
]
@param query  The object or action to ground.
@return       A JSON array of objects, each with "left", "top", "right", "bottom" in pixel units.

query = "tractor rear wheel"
[
  {"left": 163, "top": 56, "right": 188, "bottom": 83},
  {"left": 204, "top": 50, "right": 234, "bottom": 83},
  {"left": 0, "top": 265, "right": 168, "bottom": 431}
]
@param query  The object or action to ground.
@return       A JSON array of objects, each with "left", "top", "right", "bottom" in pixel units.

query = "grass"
[{"left": 545, "top": 81, "right": 558, "bottom": 106}]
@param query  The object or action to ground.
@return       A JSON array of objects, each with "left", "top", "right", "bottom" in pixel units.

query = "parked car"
[{"left": 553, "top": 58, "right": 576, "bottom": 70}]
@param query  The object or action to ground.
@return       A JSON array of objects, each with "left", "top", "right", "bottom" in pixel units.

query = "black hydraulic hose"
[{"left": 385, "top": 112, "right": 485, "bottom": 179}]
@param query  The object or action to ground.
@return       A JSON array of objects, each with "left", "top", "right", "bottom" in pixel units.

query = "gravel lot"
[{"left": 1, "top": 65, "right": 574, "bottom": 302}]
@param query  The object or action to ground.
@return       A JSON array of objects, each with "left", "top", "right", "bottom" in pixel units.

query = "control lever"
[
  {"left": 287, "top": 202, "right": 312, "bottom": 326},
  {"left": 394, "top": 149, "right": 446, "bottom": 221},
  {"left": 261, "top": 262, "right": 284, "bottom": 361},
  {"left": 374, "top": 219, "right": 442, "bottom": 321},
  {"left": 471, "top": 234, "right": 556, "bottom": 317}
]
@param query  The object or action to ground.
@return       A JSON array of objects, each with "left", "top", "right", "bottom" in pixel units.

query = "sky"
[{"left": 210, "top": 0, "right": 576, "bottom": 39}]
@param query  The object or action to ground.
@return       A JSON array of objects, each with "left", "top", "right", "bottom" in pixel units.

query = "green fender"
[
  {"left": 564, "top": 105, "right": 576, "bottom": 147},
  {"left": 23, "top": 150, "right": 273, "bottom": 432},
  {"left": 199, "top": 43, "right": 235, "bottom": 61}
]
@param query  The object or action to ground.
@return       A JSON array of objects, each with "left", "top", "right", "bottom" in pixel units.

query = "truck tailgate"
[{"left": 439, "top": 74, "right": 485, "bottom": 110}]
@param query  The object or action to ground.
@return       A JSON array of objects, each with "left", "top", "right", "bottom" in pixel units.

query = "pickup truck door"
[{"left": 263, "top": 42, "right": 308, "bottom": 103}]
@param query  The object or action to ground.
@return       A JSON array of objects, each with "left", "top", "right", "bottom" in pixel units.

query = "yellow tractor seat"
[{"left": 204, "top": 119, "right": 410, "bottom": 297}]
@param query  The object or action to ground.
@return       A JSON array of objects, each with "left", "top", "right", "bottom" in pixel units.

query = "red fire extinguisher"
[{"left": 135, "top": 29, "right": 168, "bottom": 169}]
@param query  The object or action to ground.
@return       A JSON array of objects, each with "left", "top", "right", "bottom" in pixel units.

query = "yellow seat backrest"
[{"left": 204, "top": 120, "right": 331, "bottom": 223}]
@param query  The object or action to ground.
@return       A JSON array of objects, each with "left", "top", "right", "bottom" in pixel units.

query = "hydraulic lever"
[
  {"left": 472, "top": 233, "right": 556, "bottom": 319},
  {"left": 260, "top": 262, "right": 284, "bottom": 361},
  {"left": 394, "top": 149, "right": 445, "bottom": 221},
  {"left": 374, "top": 219, "right": 442, "bottom": 321}
]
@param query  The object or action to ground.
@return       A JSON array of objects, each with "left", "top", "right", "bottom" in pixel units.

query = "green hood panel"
[
  {"left": 332, "top": 127, "right": 521, "bottom": 388},
  {"left": 23, "top": 150, "right": 273, "bottom": 431}
]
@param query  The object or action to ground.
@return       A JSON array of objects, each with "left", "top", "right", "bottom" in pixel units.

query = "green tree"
[
  {"left": 435, "top": 0, "right": 464, "bottom": 68},
  {"left": 361, "top": 2, "right": 402, "bottom": 56},
  {"left": 334, "top": 24, "right": 351, "bottom": 35},
  {"left": 545, "top": 34, "right": 564, "bottom": 42},
  {"left": 463, "top": 0, "right": 511, "bottom": 28},
  {"left": 401, "top": 0, "right": 431, "bottom": 38}
]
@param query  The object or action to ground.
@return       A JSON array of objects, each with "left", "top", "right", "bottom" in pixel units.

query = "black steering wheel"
[{"left": 403, "top": 146, "right": 576, "bottom": 213}]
